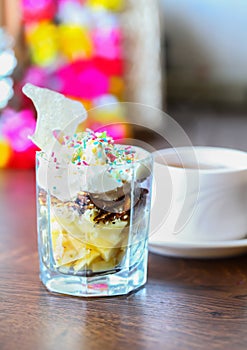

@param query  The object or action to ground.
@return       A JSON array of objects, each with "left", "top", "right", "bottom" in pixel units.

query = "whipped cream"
[{"left": 37, "top": 132, "right": 151, "bottom": 202}]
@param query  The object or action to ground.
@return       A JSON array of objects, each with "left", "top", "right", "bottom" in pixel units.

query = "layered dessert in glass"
[{"left": 24, "top": 83, "right": 153, "bottom": 296}]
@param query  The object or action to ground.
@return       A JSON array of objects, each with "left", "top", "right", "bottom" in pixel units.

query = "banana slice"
[
  {"left": 51, "top": 228, "right": 89, "bottom": 267},
  {"left": 73, "top": 249, "right": 100, "bottom": 272}
]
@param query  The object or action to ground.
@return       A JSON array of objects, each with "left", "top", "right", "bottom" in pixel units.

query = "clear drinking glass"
[{"left": 36, "top": 147, "right": 153, "bottom": 297}]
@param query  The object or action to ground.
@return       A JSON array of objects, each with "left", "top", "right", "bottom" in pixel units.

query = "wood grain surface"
[{"left": 1, "top": 170, "right": 247, "bottom": 350}]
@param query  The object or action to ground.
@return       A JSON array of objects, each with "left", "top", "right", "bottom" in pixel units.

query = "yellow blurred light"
[
  {"left": 109, "top": 76, "right": 125, "bottom": 99},
  {"left": 59, "top": 25, "right": 93, "bottom": 61},
  {"left": 0, "top": 140, "right": 12, "bottom": 168},
  {"left": 87, "top": 0, "right": 124, "bottom": 11},
  {"left": 26, "top": 21, "right": 58, "bottom": 66}
]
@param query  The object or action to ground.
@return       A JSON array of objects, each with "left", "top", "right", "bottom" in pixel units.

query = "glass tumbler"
[{"left": 36, "top": 147, "right": 153, "bottom": 297}]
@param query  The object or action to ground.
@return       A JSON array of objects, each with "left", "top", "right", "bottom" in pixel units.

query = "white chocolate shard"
[{"left": 22, "top": 83, "right": 87, "bottom": 152}]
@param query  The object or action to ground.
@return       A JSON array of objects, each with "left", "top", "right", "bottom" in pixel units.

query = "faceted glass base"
[{"left": 40, "top": 249, "right": 148, "bottom": 297}]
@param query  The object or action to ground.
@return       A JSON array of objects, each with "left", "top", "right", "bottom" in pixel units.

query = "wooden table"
[{"left": 1, "top": 170, "right": 247, "bottom": 350}]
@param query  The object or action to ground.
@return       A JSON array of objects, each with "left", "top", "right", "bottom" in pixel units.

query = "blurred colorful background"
[
  {"left": 2, "top": 0, "right": 247, "bottom": 169},
  {"left": 0, "top": 0, "right": 127, "bottom": 168},
  {"left": 0, "top": 0, "right": 162, "bottom": 169}
]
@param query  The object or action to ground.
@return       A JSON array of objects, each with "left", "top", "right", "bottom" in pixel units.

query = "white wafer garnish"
[{"left": 22, "top": 83, "right": 87, "bottom": 153}]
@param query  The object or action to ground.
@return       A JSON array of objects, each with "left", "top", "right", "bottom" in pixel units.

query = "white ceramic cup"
[{"left": 150, "top": 147, "right": 247, "bottom": 243}]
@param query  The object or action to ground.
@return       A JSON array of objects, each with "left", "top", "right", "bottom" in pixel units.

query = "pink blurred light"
[
  {"left": 58, "top": 65, "right": 109, "bottom": 99},
  {"left": 1, "top": 109, "right": 36, "bottom": 152},
  {"left": 22, "top": 66, "right": 48, "bottom": 88},
  {"left": 92, "top": 28, "right": 122, "bottom": 59},
  {"left": 58, "top": 0, "right": 82, "bottom": 6},
  {"left": 96, "top": 124, "right": 126, "bottom": 140},
  {"left": 21, "top": 0, "right": 56, "bottom": 22}
]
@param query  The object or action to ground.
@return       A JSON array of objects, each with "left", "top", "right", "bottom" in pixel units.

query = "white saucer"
[{"left": 148, "top": 238, "right": 247, "bottom": 259}]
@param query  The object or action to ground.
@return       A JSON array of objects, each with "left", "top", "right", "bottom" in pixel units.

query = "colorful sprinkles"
[{"left": 58, "top": 129, "right": 137, "bottom": 167}]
